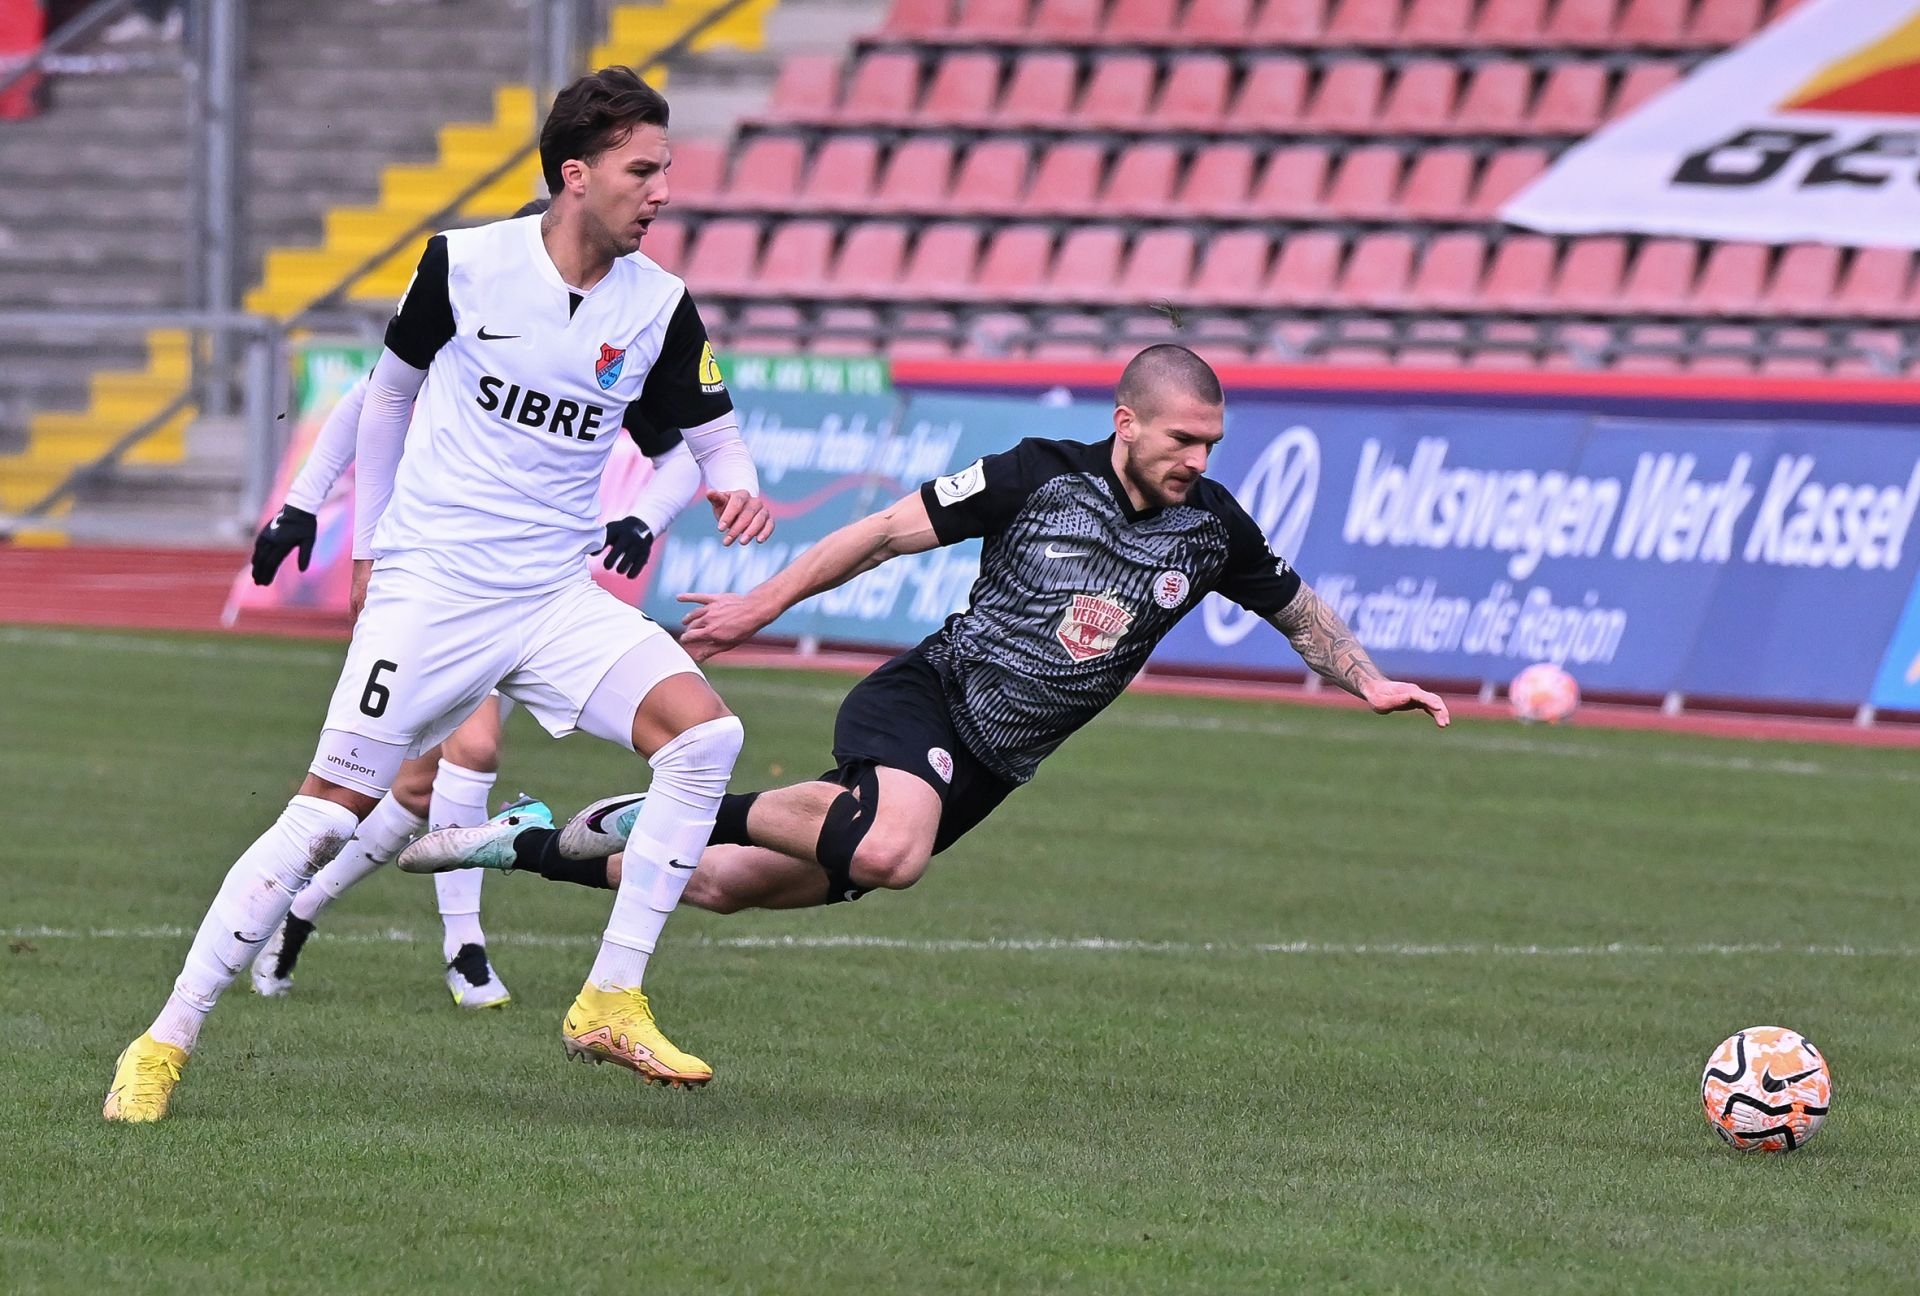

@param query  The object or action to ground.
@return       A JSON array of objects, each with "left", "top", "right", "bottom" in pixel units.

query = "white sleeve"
[
  {"left": 354, "top": 349, "right": 427, "bottom": 560},
  {"left": 284, "top": 378, "right": 368, "bottom": 514},
  {"left": 627, "top": 441, "right": 703, "bottom": 534},
  {"left": 679, "top": 411, "right": 758, "bottom": 496}
]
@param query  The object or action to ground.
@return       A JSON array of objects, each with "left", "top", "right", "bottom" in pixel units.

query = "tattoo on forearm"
[{"left": 1269, "top": 588, "right": 1384, "bottom": 697}]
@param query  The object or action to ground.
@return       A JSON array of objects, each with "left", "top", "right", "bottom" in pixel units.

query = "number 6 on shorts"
[{"left": 360, "top": 659, "right": 398, "bottom": 718}]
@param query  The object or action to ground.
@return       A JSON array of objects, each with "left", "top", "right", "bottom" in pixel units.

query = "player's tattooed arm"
[
  {"left": 1267, "top": 585, "right": 1451, "bottom": 725},
  {"left": 1266, "top": 584, "right": 1383, "bottom": 696}
]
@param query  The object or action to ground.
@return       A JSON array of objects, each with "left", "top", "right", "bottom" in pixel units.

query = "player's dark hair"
[
  {"left": 539, "top": 66, "right": 670, "bottom": 193},
  {"left": 1115, "top": 344, "right": 1223, "bottom": 418},
  {"left": 511, "top": 197, "right": 552, "bottom": 218}
]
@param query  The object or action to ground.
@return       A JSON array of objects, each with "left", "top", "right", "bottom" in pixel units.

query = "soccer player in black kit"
[{"left": 401, "top": 345, "right": 1449, "bottom": 915}]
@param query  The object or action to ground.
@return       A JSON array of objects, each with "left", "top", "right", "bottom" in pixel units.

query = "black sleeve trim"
[
  {"left": 382, "top": 235, "right": 455, "bottom": 369},
  {"left": 637, "top": 289, "right": 734, "bottom": 430},
  {"left": 623, "top": 401, "right": 685, "bottom": 457}
]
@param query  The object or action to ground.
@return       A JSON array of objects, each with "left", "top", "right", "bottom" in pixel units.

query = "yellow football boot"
[
  {"left": 561, "top": 984, "right": 712, "bottom": 1088},
  {"left": 102, "top": 1033, "right": 188, "bottom": 1123}
]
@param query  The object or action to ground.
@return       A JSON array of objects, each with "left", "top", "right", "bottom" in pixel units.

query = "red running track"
[{"left": 6, "top": 544, "right": 1920, "bottom": 749}]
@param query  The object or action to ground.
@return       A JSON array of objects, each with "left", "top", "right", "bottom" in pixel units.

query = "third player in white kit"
[{"left": 104, "top": 67, "right": 770, "bottom": 1121}]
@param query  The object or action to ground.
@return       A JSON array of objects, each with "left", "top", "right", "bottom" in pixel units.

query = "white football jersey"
[{"left": 372, "top": 214, "right": 730, "bottom": 594}]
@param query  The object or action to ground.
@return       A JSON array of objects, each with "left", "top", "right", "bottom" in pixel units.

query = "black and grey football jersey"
[{"left": 917, "top": 436, "right": 1300, "bottom": 783}]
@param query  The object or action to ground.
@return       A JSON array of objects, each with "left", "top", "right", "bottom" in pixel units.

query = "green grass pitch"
[{"left": 3, "top": 624, "right": 1918, "bottom": 1293}]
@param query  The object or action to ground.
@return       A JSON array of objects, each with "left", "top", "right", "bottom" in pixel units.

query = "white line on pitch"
[{"left": 7, "top": 925, "right": 1917, "bottom": 958}]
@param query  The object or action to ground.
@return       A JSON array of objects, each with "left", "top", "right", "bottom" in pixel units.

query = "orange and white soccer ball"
[
  {"left": 1509, "top": 662, "right": 1579, "bottom": 723},
  {"left": 1700, "top": 1027, "right": 1832, "bottom": 1153}
]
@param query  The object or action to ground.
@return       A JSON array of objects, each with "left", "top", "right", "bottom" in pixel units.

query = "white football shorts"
[{"left": 309, "top": 567, "right": 697, "bottom": 795}]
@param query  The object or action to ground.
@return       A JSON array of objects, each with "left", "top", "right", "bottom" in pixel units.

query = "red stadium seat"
[
  {"left": 1118, "top": 228, "right": 1196, "bottom": 297},
  {"left": 828, "top": 222, "right": 911, "bottom": 296},
  {"left": 1469, "top": 146, "right": 1550, "bottom": 217},
  {"left": 995, "top": 52, "right": 1079, "bottom": 127},
  {"left": 892, "top": 308, "right": 958, "bottom": 358},
  {"left": 1105, "top": 0, "right": 1180, "bottom": 39},
  {"left": 1174, "top": 143, "right": 1258, "bottom": 217},
  {"left": 1183, "top": 0, "right": 1253, "bottom": 39},
  {"left": 1471, "top": 0, "right": 1547, "bottom": 44},
  {"left": 1617, "top": 0, "right": 1685, "bottom": 44},
  {"left": 756, "top": 220, "right": 835, "bottom": 295},
  {"left": 684, "top": 218, "right": 762, "bottom": 296},
  {"left": 1616, "top": 237, "right": 1696, "bottom": 310},
  {"left": 872, "top": 138, "right": 957, "bottom": 212},
  {"left": 1406, "top": 231, "right": 1488, "bottom": 309},
  {"left": 1189, "top": 231, "right": 1273, "bottom": 307},
  {"left": 1832, "top": 248, "right": 1915, "bottom": 318},
  {"left": 1045, "top": 227, "right": 1126, "bottom": 301},
  {"left": 1761, "top": 326, "right": 1835, "bottom": 378},
  {"left": 766, "top": 54, "right": 840, "bottom": 119},
  {"left": 640, "top": 220, "right": 686, "bottom": 272},
  {"left": 1614, "top": 323, "right": 1687, "bottom": 373},
  {"left": 1378, "top": 60, "right": 1459, "bottom": 132},
  {"left": 1692, "top": 242, "right": 1769, "bottom": 314},
  {"left": 1326, "top": 0, "right": 1401, "bottom": 42},
  {"left": 1531, "top": 63, "right": 1607, "bottom": 133},
  {"left": 1543, "top": 0, "right": 1620, "bottom": 44},
  {"left": 1076, "top": 54, "right": 1156, "bottom": 129},
  {"left": 1323, "top": 145, "right": 1402, "bottom": 219},
  {"left": 1264, "top": 231, "right": 1345, "bottom": 307},
  {"left": 971, "top": 224, "right": 1056, "bottom": 300},
  {"left": 798, "top": 137, "right": 879, "bottom": 211},
  {"left": 1157, "top": 54, "right": 1232, "bottom": 128},
  {"left": 1691, "top": 324, "right": 1760, "bottom": 374},
  {"left": 1840, "top": 328, "right": 1905, "bottom": 376},
  {"left": 1100, "top": 142, "right": 1182, "bottom": 217},
  {"left": 1609, "top": 63, "right": 1680, "bottom": 118},
  {"left": 1401, "top": 0, "right": 1472, "bottom": 43},
  {"left": 1400, "top": 346, "right": 1467, "bottom": 369},
  {"left": 1551, "top": 238, "right": 1628, "bottom": 311},
  {"left": 882, "top": 0, "right": 953, "bottom": 35},
  {"left": 1304, "top": 61, "right": 1384, "bottom": 130},
  {"left": 901, "top": 222, "right": 986, "bottom": 298},
  {"left": 919, "top": 52, "right": 1001, "bottom": 126},
  {"left": 1473, "top": 320, "right": 1545, "bottom": 368},
  {"left": 1451, "top": 61, "right": 1530, "bottom": 133},
  {"left": 662, "top": 140, "right": 724, "bottom": 206},
  {"left": 1248, "top": 144, "right": 1332, "bottom": 218},
  {"left": 952, "top": 0, "right": 1032, "bottom": 38},
  {"left": 724, "top": 137, "right": 805, "bottom": 208},
  {"left": 1397, "top": 146, "right": 1475, "bottom": 218},
  {"left": 1321, "top": 344, "right": 1396, "bottom": 366},
  {"left": 1025, "top": 141, "right": 1106, "bottom": 216},
  {"left": 1758, "top": 244, "right": 1841, "bottom": 315},
  {"left": 1250, "top": 0, "right": 1328, "bottom": 43},
  {"left": 1480, "top": 234, "right": 1557, "bottom": 311},
  {"left": 1232, "top": 57, "right": 1310, "bottom": 128},
  {"left": 944, "top": 139, "right": 1026, "bottom": 214},
  {"left": 1031, "top": 0, "right": 1103, "bottom": 37},
  {"left": 838, "top": 52, "right": 920, "bottom": 125},
  {"left": 1340, "top": 232, "right": 1416, "bottom": 308},
  {"left": 1685, "top": 0, "right": 1763, "bottom": 45}
]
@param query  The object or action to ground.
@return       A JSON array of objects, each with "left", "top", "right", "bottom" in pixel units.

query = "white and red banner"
[{"left": 1503, "top": 0, "right": 1920, "bottom": 248}]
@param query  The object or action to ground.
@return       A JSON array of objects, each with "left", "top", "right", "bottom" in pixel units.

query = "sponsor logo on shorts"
[
  {"left": 1152, "top": 570, "right": 1190, "bottom": 609},
  {"left": 928, "top": 747, "right": 954, "bottom": 784},
  {"left": 324, "top": 752, "right": 379, "bottom": 780},
  {"left": 934, "top": 460, "right": 986, "bottom": 506},
  {"left": 1056, "top": 591, "right": 1134, "bottom": 662}
]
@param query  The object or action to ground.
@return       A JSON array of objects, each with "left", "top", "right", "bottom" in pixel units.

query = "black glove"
[
  {"left": 596, "top": 515, "right": 655, "bottom": 578},
  {"left": 251, "top": 505, "right": 317, "bottom": 586}
]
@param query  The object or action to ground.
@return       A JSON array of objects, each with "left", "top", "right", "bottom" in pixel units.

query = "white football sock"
[
  {"left": 429, "top": 759, "right": 493, "bottom": 960},
  {"left": 151, "top": 796, "right": 361, "bottom": 1051},
  {"left": 590, "top": 717, "right": 743, "bottom": 990},
  {"left": 289, "top": 793, "right": 425, "bottom": 923}
]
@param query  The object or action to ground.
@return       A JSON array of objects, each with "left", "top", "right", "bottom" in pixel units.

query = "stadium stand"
[{"left": 639, "top": 0, "right": 1906, "bottom": 374}]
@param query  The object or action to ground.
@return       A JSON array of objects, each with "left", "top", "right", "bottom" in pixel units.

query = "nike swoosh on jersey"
[
  {"left": 1044, "top": 544, "right": 1089, "bottom": 559},
  {"left": 477, "top": 326, "right": 521, "bottom": 341}
]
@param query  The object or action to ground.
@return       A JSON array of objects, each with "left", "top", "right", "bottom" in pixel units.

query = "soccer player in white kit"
[{"left": 104, "top": 67, "right": 769, "bottom": 1121}]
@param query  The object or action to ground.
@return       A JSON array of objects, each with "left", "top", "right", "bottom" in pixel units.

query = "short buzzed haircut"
[
  {"left": 538, "top": 66, "right": 670, "bottom": 194},
  {"left": 1115, "top": 345, "right": 1223, "bottom": 419}
]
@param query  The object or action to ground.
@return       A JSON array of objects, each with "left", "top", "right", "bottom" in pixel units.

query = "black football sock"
[
  {"left": 708, "top": 791, "right": 760, "bottom": 848},
  {"left": 510, "top": 826, "right": 614, "bottom": 890}
]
